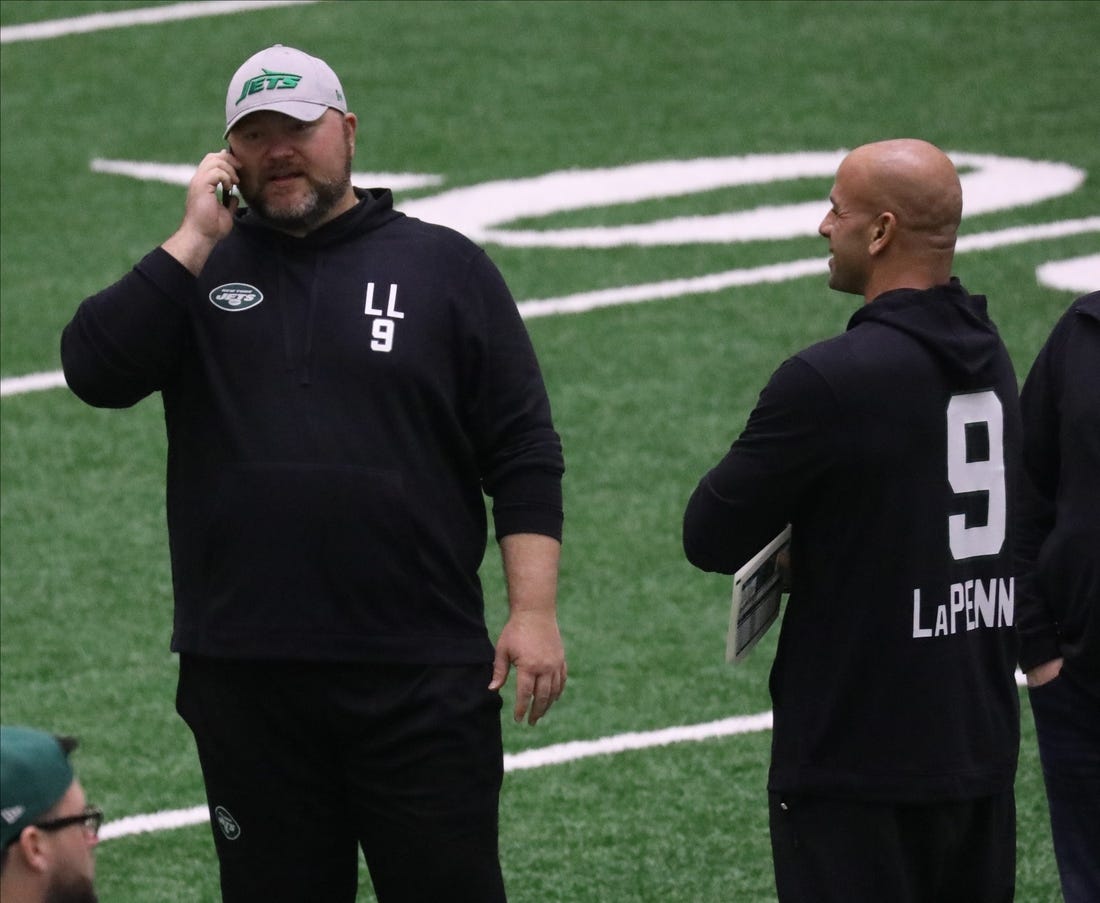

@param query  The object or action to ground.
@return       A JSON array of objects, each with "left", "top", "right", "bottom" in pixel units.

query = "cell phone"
[{"left": 221, "top": 144, "right": 238, "bottom": 208}]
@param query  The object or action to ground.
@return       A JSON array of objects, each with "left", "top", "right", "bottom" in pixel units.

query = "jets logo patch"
[
  {"left": 214, "top": 805, "right": 242, "bottom": 840},
  {"left": 210, "top": 283, "right": 263, "bottom": 312}
]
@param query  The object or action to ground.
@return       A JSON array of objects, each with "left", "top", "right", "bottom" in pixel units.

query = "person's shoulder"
[
  {"left": 792, "top": 314, "right": 930, "bottom": 406},
  {"left": 758, "top": 333, "right": 856, "bottom": 411},
  {"left": 792, "top": 328, "right": 864, "bottom": 379},
  {"left": 389, "top": 211, "right": 485, "bottom": 255},
  {"left": 1070, "top": 290, "right": 1100, "bottom": 324},
  {"left": 1039, "top": 290, "right": 1100, "bottom": 354}
]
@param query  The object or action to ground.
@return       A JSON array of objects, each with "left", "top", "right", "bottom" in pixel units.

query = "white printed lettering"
[
  {"left": 364, "top": 283, "right": 383, "bottom": 316},
  {"left": 947, "top": 392, "right": 1007, "bottom": 560},
  {"left": 998, "top": 579, "right": 1014, "bottom": 626},
  {"left": 974, "top": 579, "right": 995, "bottom": 628},
  {"left": 912, "top": 590, "right": 932, "bottom": 638},
  {"left": 364, "top": 283, "right": 404, "bottom": 352},
  {"left": 950, "top": 584, "right": 966, "bottom": 635},
  {"left": 385, "top": 284, "right": 405, "bottom": 319},
  {"left": 371, "top": 319, "right": 395, "bottom": 353},
  {"left": 911, "top": 577, "right": 1015, "bottom": 639}
]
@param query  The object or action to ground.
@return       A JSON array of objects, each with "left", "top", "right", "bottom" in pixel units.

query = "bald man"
[{"left": 684, "top": 140, "right": 1020, "bottom": 902}]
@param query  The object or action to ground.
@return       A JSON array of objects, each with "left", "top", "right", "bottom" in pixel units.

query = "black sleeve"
[
  {"left": 60, "top": 248, "right": 194, "bottom": 408},
  {"left": 1015, "top": 313, "right": 1065, "bottom": 672},
  {"left": 468, "top": 252, "right": 565, "bottom": 542},
  {"left": 683, "top": 355, "right": 838, "bottom": 574}
]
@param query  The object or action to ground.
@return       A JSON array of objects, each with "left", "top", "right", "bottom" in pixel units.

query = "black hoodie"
[
  {"left": 62, "top": 189, "right": 564, "bottom": 665},
  {"left": 1016, "top": 291, "right": 1100, "bottom": 697},
  {"left": 684, "top": 279, "right": 1020, "bottom": 801}
]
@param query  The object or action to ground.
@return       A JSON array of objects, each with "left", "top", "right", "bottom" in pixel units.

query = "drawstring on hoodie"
[
  {"left": 273, "top": 247, "right": 323, "bottom": 387},
  {"left": 238, "top": 189, "right": 399, "bottom": 388},
  {"left": 300, "top": 255, "right": 322, "bottom": 387},
  {"left": 276, "top": 256, "right": 295, "bottom": 376}
]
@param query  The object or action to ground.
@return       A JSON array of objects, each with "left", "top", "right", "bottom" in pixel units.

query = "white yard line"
[
  {"left": 6, "top": 215, "right": 1099, "bottom": 399},
  {"left": 517, "top": 216, "right": 1100, "bottom": 318},
  {"left": 0, "top": 1, "right": 318, "bottom": 43},
  {"left": 99, "top": 711, "right": 776, "bottom": 841},
  {"left": 0, "top": 371, "right": 68, "bottom": 397},
  {"left": 99, "top": 672, "right": 1028, "bottom": 842},
  {"left": 1036, "top": 253, "right": 1100, "bottom": 292},
  {"left": 504, "top": 710, "right": 775, "bottom": 772}
]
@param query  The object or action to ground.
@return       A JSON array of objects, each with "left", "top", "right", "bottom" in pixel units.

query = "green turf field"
[{"left": 2, "top": 1, "right": 1097, "bottom": 899}]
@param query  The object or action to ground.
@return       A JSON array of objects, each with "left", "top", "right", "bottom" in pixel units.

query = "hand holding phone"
[
  {"left": 166, "top": 149, "right": 241, "bottom": 272},
  {"left": 218, "top": 144, "right": 240, "bottom": 208}
]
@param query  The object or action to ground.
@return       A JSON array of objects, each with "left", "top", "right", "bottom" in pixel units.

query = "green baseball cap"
[{"left": 0, "top": 726, "right": 75, "bottom": 849}]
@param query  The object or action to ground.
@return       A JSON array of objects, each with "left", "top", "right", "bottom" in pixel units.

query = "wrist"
[
  {"left": 161, "top": 226, "right": 218, "bottom": 276},
  {"left": 1026, "top": 657, "right": 1064, "bottom": 687}
]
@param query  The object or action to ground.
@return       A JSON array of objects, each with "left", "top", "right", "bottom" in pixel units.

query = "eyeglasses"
[{"left": 33, "top": 807, "right": 104, "bottom": 840}]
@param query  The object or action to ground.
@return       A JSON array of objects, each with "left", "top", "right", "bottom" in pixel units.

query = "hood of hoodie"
[
  {"left": 847, "top": 278, "right": 1003, "bottom": 381},
  {"left": 1073, "top": 289, "right": 1100, "bottom": 324},
  {"left": 233, "top": 186, "right": 403, "bottom": 249},
  {"left": 225, "top": 187, "right": 403, "bottom": 386}
]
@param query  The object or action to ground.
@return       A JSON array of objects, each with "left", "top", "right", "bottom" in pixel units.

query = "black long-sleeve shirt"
[
  {"left": 1016, "top": 291, "right": 1100, "bottom": 697},
  {"left": 684, "top": 281, "right": 1020, "bottom": 801},
  {"left": 62, "top": 189, "right": 564, "bottom": 664}
]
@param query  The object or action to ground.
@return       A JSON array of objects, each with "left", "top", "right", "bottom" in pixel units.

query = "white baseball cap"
[{"left": 225, "top": 45, "right": 347, "bottom": 137}]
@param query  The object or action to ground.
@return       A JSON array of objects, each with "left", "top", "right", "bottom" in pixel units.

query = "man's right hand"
[
  {"left": 1026, "top": 657, "right": 1064, "bottom": 688},
  {"left": 161, "top": 150, "right": 240, "bottom": 275}
]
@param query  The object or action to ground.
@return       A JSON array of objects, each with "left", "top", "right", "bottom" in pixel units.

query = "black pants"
[
  {"left": 769, "top": 790, "right": 1015, "bottom": 903},
  {"left": 1028, "top": 670, "right": 1100, "bottom": 903},
  {"left": 177, "top": 655, "right": 506, "bottom": 903}
]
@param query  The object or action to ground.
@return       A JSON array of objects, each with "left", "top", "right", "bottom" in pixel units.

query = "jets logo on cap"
[
  {"left": 236, "top": 69, "right": 303, "bottom": 105},
  {"left": 210, "top": 283, "right": 264, "bottom": 312}
]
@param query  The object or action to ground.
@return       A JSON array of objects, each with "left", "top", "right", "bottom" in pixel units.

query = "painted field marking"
[
  {"left": 100, "top": 670, "right": 1028, "bottom": 842},
  {"left": 6, "top": 214, "right": 1097, "bottom": 401},
  {"left": 89, "top": 159, "right": 444, "bottom": 194},
  {"left": 517, "top": 216, "right": 1100, "bottom": 318},
  {"left": 1036, "top": 253, "right": 1100, "bottom": 292},
  {"left": 100, "top": 711, "right": 776, "bottom": 841},
  {"left": 0, "top": 1, "right": 317, "bottom": 43},
  {"left": 0, "top": 371, "right": 68, "bottom": 397}
]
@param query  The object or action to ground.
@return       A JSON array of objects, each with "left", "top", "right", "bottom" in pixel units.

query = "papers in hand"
[{"left": 726, "top": 525, "right": 791, "bottom": 664}]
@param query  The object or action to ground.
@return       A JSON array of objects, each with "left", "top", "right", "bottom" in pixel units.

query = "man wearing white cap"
[
  {"left": 1, "top": 726, "right": 102, "bottom": 903},
  {"left": 61, "top": 44, "right": 566, "bottom": 902}
]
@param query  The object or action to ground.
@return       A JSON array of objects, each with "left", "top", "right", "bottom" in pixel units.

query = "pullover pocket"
[{"left": 201, "top": 462, "right": 425, "bottom": 638}]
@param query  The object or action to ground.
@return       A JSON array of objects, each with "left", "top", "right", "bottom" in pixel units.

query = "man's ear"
[
  {"left": 15, "top": 826, "right": 52, "bottom": 873},
  {"left": 868, "top": 211, "right": 896, "bottom": 256},
  {"left": 344, "top": 112, "right": 358, "bottom": 157}
]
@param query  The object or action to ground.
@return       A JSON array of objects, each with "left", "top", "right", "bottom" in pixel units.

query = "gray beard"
[{"left": 245, "top": 172, "right": 351, "bottom": 234}]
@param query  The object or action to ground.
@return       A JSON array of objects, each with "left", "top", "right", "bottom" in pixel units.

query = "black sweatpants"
[
  {"left": 769, "top": 790, "right": 1015, "bottom": 903},
  {"left": 176, "top": 655, "right": 506, "bottom": 903}
]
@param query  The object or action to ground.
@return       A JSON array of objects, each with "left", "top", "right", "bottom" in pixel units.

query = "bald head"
[
  {"left": 843, "top": 139, "right": 962, "bottom": 244},
  {"left": 820, "top": 139, "right": 963, "bottom": 301}
]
